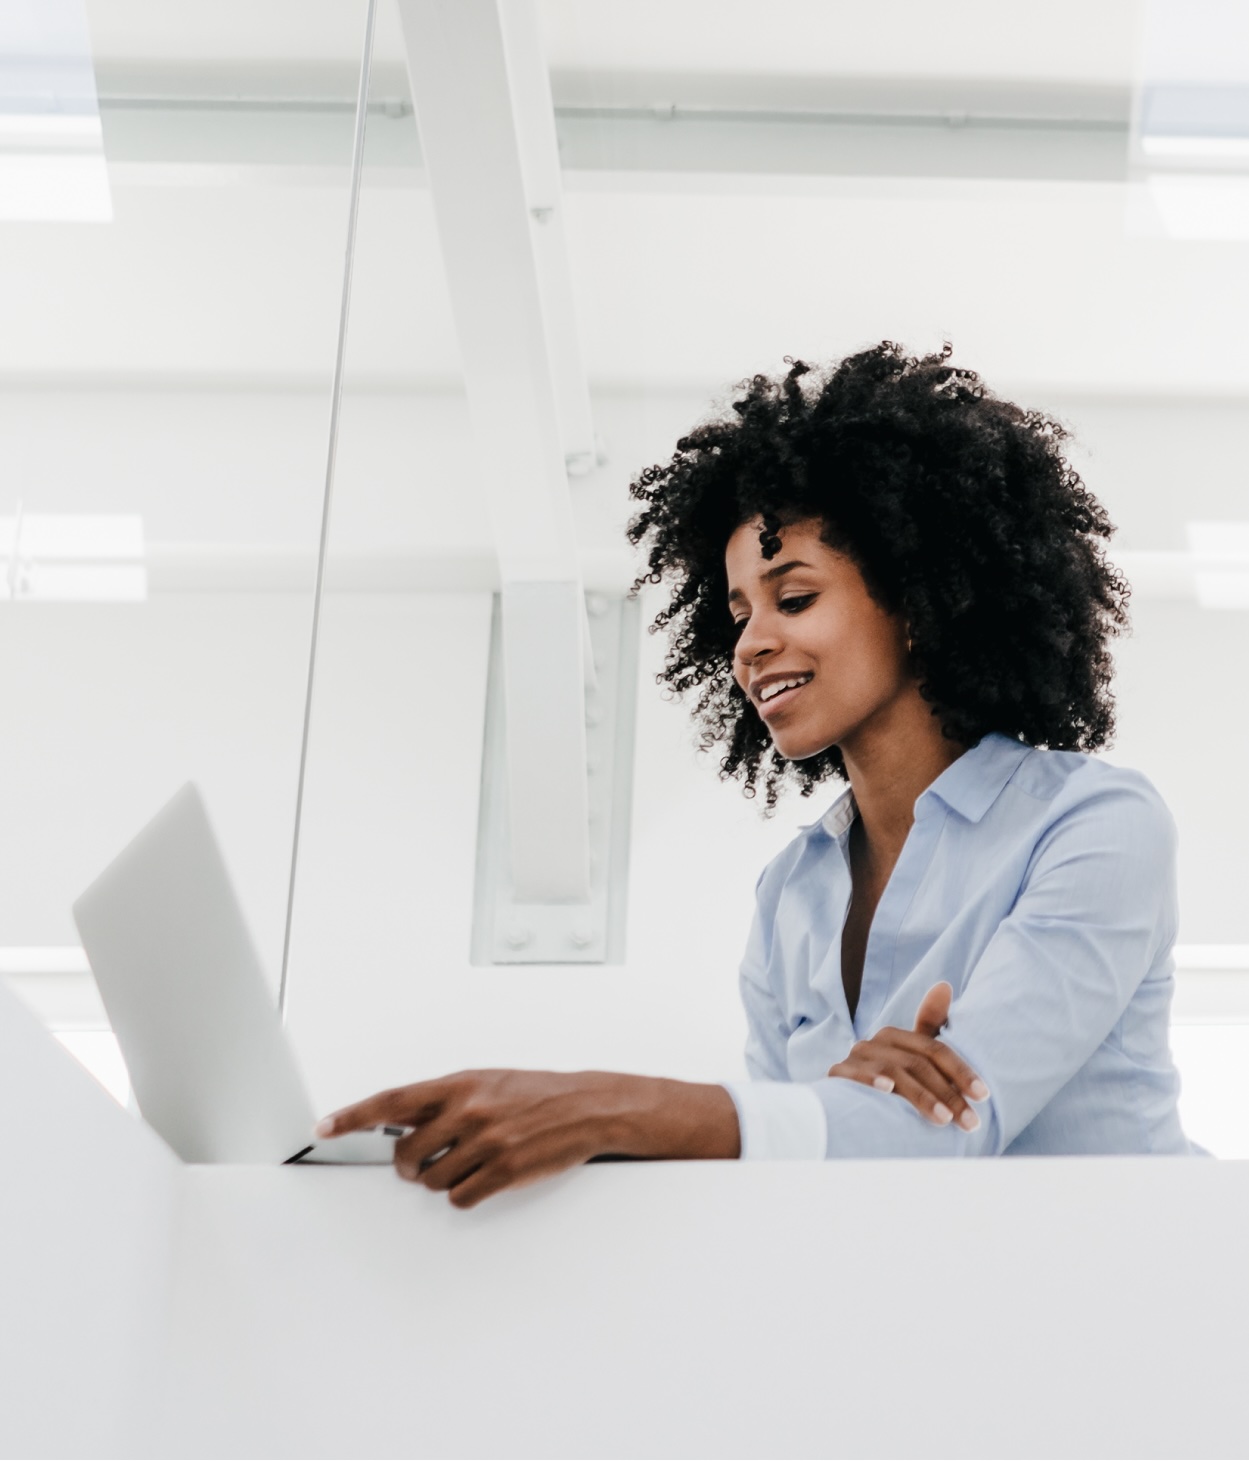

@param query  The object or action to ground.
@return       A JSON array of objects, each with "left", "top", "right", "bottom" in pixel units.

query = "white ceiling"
[
  {"left": 5, "top": 5, "right": 1248, "bottom": 403},
  {"left": 539, "top": 2, "right": 1143, "bottom": 84},
  {"left": 82, "top": 0, "right": 410, "bottom": 65},
  {"left": 81, "top": 2, "right": 1142, "bottom": 85}
]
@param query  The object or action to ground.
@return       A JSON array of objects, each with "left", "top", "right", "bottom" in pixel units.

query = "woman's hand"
[
  {"left": 316, "top": 1069, "right": 740, "bottom": 1208},
  {"left": 827, "top": 982, "right": 989, "bottom": 1133}
]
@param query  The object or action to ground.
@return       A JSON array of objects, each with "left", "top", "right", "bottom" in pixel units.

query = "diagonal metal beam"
[{"left": 396, "top": 0, "right": 592, "bottom": 903}]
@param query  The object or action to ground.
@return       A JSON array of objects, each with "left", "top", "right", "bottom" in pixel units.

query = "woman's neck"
[{"left": 841, "top": 695, "right": 967, "bottom": 867}]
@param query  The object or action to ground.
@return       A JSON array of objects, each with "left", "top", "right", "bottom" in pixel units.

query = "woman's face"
[{"left": 725, "top": 516, "right": 913, "bottom": 762}]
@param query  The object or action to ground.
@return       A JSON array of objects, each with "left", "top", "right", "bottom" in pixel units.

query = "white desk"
[
  {"left": 153, "top": 1155, "right": 1247, "bottom": 1459},
  {"left": 4, "top": 974, "right": 1247, "bottom": 1460}
]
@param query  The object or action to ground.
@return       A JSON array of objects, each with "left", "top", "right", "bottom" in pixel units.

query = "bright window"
[{"left": 1170, "top": 1024, "right": 1249, "bottom": 1158}]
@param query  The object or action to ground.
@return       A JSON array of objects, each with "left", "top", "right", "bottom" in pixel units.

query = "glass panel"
[
  {"left": 0, "top": 2, "right": 366, "bottom": 1022},
  {"left": 281, "top": 1, "right": 486, "bottom": 1106}
]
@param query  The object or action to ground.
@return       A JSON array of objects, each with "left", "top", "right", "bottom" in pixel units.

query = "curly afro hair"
[{"left": 626, "top": 341, "right": 1130, "bottom": 813}]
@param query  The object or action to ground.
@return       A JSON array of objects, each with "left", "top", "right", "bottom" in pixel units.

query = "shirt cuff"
[{"left": 721, "top": 1080, "right": 828, "bottom": 1160}]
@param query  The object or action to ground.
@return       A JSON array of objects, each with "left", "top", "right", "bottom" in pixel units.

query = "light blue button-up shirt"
[{"left": 723, "top": 732, "right": 1199, "bottom": 1160}]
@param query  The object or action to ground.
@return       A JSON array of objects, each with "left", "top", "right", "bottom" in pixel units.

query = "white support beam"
[
  {"left": 396, "top": 0, "right": 592, "bottom": 903},
  {"left": 497, "top": 2, "right": 597, "bottom": 475},
  {"left": 396, "top": 0, "right": 582, "bottom": 583}
]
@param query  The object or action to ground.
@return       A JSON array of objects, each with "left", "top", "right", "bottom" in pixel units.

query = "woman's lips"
[{"left": 757, "top": 678, "right": 811, "bottom": 719}]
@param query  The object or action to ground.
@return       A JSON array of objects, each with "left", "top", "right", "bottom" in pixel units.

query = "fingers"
[
  {"left": 930, "top": 1045, "right": 989, "bottom": 1104},
  {"left": 316, "top": 1079, "right": 449, "bottom": 1137},
  {"left": 444, "top": 1163, "right": 513, "bottom": 1209},
  {"left": 831, "top": 1031, "right": 988, "bottom": 1105},
  {"left": 393, "top": 1116, "right": 465, "bottom": 1180},
  {"left": 410, "top": 1141, "right": 485, "bottom": 1194},
  {"left": 886, "top": 1065, "right": 980, "bottom": 1131},
  {"left": 888, "top": 1029, "right": 989, "bottom": 1104},
  {"left": 913, "top": 982, "right": 953, "bottom": 1040},
  {"left": 826, "top": 1058, "right": 900, "bottom": 1095},
  {"left": 400, "top": 1134, "right": 567, "bottom": 1206},
  {"left": 444, "top": 1151, "right": 569, "bottom": 1209},
  {"left": 828, "top": 1035, "right": 988, "bottom": 1132},
  {"left": 879, "top": 1042, "right": 981, "bottom": 1130}
]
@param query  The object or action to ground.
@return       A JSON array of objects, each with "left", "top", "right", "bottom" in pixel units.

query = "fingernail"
[
  {"left": 959, "top": 1108, "right": 980, "bottom": 1132},
  {"left": 969, "top": 1079, "right": 989, "bottom": 1101},
  {"left": 314, "top": 1118, "right": 336, "bottom": 1138},
  {"left": 873, "top": 1075, "right": 895, "bottom": 1093},
  {"left": 933, "top": 1103, "right": 953, "bottom": 1125}
]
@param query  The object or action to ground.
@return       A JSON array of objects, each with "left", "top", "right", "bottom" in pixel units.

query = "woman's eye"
[{"left": 730, "top": 594, "right": 814, "bottom": 638}]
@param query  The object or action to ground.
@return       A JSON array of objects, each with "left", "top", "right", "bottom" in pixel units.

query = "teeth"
[{"left": 759, "top": 675, "right": 810, "bottom": 702}]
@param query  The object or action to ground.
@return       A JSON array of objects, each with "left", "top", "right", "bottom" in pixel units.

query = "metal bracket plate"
[{"left": 471, "top": 591, "right": 639, "bottom": 965}]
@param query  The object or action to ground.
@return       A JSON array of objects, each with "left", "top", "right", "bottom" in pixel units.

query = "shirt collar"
[
  {"left": 919, "top": 732, "right": 1033, "bottom": 823},
  {"left": 806, "top": 732, "right": 1033, "bottom": 838},
  {"left": 812, "top": 786, "right": 857, "bottom": 838}
]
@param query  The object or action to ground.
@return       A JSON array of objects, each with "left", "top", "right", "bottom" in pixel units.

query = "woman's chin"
[{"left": 771, "top": 730, "right": 837, "bottom": 762}]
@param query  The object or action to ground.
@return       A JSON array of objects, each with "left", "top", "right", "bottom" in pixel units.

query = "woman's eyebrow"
[{"left": 726, "top": 559, "right": 813, "bottom": 606}]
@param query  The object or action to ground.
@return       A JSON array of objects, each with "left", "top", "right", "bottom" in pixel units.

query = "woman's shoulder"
[{"left": 1010, "top": 744, "right": 1176, "bottom": 840}]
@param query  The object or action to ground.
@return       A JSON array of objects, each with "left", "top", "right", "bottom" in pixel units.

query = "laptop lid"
[{"left": 72, "top": 784, "right": 316, "bottom": 1164}]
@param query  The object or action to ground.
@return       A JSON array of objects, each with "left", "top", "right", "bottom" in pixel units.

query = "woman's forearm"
[{"left": 598, "top": 1073, "right": 742, "bottom": 1160}]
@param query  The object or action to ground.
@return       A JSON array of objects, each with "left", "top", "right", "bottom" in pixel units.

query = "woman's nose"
[{"left": 734, "top": 611, "right": 780, "bottom": 665}]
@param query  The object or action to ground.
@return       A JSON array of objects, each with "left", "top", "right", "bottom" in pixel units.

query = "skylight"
[
  {"left": 0, "top": 0, "right": 111, "bottom": 221},
  {"left": 1134, "top": 0, "right": 1249, "bottom": 239}
]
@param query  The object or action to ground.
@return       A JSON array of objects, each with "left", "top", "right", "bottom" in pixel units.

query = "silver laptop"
[{"left": 72, "top": 783, "right": 400, "bottom": 1165}]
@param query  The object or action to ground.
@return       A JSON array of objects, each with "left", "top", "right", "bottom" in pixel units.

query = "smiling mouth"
[{"left": 757, "top": 676, "right": 813, "bottom": 718}]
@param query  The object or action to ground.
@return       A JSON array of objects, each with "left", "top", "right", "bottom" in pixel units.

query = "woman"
[{"left": 319, "top": 342, "right": 1198, "bottom": 1203}]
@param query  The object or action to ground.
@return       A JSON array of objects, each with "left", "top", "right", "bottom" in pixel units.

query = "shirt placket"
[{"left": 849, "top": 801, "right": 947, "bottom": 1037}]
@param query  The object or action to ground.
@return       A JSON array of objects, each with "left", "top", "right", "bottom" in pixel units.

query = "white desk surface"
[
  {"left": 11, "top": 970, "right": 1243, "bottom": 1460},
  {"left": 154, "top": 1155, "right": 1249, "bottom": 1460}
]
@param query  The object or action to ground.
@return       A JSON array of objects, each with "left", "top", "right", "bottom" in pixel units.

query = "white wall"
[
  {"left": 1050, "top": 395, "right": 1249, "bottom": 552},
  {"left": 0, "top": 594, "right": 308, "bottom": 965},
  {"left": 0, "top": 386, "right": 484, "bottom": 550},
  {"left": 1110, "top": 600, "right": 1249, "bottom": 942}
]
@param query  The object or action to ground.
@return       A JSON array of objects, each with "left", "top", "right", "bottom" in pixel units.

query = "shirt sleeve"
[
  {"left": 722, "top": 867, "right": 830, "bottom": 1159},
  {"left": 726, "top": 774, "right": 1178, "bottom": 1160}
]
